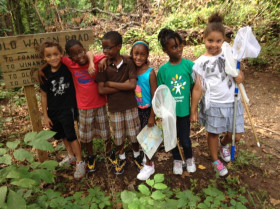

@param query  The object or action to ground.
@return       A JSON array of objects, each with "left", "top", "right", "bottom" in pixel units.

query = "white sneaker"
[
  {"left": 219, "top": 137, "right": 231, "bottom": 162},
  {"left": 74, "top": 161, "right": 86, "bottom": 179},
  {"left": 59, "top": 155, "right": 76, "bottom": 167},
  {"left": 186, "top": 157, "right": 196, "bottom": 173},
  {"left": 212, "top": 160, "right": 228, "bottom": 177},
  {"left": 173, "top": 160, "right": 183, "bottom": 175},
  {"left": 137, "top": 163, "right": 155, "bottom": 181}
]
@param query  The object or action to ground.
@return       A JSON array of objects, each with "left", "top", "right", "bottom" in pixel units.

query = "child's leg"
[
  {"left": 221, "top": 132, "right": 242, "bottom": 145},
  {"left": 81, "top": 141, "right": 94, "bottom": 156},
  {"left": 176, "top": 116, "right": 192, "bottom": 159},
  {"left": 207, "top": 132, "right": 219, "bottom": 161},
  {"left": 70, "top": 139, "right": 82, "bottom": 162},
  {"left": 63, "top": 138, "right": 74, "bottom": 156}
]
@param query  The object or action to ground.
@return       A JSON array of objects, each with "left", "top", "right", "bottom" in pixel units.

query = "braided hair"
[{"left": 158, "top": 28, "right": 183, "bottom": 49}]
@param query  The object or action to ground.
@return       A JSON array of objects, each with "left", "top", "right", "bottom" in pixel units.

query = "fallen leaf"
[
  {"left": 182, "top": 171, "right": 190, "bottom": 178},
  {"left": 192, "top": 142, "right": 200, "bottom": 147},
  {"left": 270, "top": 197, "right": 280, "bottom": 206},
  {"left": 198, "top": 165, "right": 206, "bottom": 170}
]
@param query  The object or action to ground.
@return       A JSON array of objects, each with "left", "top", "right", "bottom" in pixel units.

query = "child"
[
  {"left": 95, "top": 31, "right": 142, "bottom": 175},
  {"left": 190, "top": 13, "right": 244, "bottom": 177},
  {"left": 39, "top": 41, "right": 85, "bottom": 179},
  {"left": 157, "top": 28, "right": 196, "bottom": 175},
  {"left": 130, "top": 41, "right": 157, "bottom": 180},
  {"left": 39, "top": 39, "right": 111, "bottom": 174}
]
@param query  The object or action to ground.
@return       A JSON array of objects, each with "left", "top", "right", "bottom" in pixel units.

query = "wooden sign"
[{"left": 0, "top": 30, "right": 94, "bottom": 88}]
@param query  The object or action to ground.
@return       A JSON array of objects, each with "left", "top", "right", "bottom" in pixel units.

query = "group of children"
[{"left": 39, "top": 13, "right": 244, "bottom": 180}]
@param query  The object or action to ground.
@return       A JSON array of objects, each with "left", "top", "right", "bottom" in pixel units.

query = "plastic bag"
[
  {"left": 232, "top": 26, "right": 261, "bottom": 60},
  {"left": 152, "top": 85, "right": 177, "bottom": 152},
  {"left": 137, "top": 125, "right": 163, "bottom": 159}
]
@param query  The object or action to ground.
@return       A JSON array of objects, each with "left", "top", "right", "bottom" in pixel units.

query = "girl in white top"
[{"left": 190, "top": 13, "right": 245, "bottom": 177}]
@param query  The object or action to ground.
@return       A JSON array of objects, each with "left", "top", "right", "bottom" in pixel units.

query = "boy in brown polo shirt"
[{"left": 95, "top": 31, "right": 142, "bottom": 174}]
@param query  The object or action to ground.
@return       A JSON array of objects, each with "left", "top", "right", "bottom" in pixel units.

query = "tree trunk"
[
  {"left": 117, "top": 0, "right": 122, "bottom": 12},
  {"left": 90, "top": 0, "right": 97, "bottom": 15},
  {"left": 105, "top": 0, "right": 110, "bottom": 11},
  {"left": 7, "top": 0, "right": 24, "bottom": 34}
]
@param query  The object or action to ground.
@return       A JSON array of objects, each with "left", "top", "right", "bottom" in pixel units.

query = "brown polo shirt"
[{"left": 95, "top": 56, "right": 137, "bottom": 112}]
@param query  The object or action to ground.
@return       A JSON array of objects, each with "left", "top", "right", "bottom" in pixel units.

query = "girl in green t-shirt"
[{"left": 157, "top": 28, "right": 196, "bottom": 175}]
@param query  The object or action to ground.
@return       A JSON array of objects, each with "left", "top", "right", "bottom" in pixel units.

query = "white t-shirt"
[{"left": 193, "top": 52, "right": 235, "bottom": 108}]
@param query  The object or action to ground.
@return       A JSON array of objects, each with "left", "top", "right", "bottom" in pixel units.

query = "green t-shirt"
[{"left": 157, "top": 58, "right": 194, "bottom": 117}]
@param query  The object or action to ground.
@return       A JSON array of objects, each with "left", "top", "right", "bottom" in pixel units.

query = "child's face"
[
  {"left": 204, "top": 31, "right": 224, "bottom": 56},
  {"left": 43, "top": 46, "right": 63, "bottom": 69},
  {"left": 131, "top": 44, "right": 148, "bottom": 68},
  {"left": 102, "top": 39, "right": 121, "bottom": 60},
  {"left": 164, "top": 37, "right": 183, "bottom": 61},
  {"left": 68, "top": 44, "right": 88, "bottom": 66}
]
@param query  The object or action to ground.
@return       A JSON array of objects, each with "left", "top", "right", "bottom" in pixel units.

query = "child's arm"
[
  {"left": 233, "top": 70, "right": 244, "bottom": 84},
  {"left": 41, "top": 90, "right": 53, "bottom": 129},
  {"left": 147, "top": 70, "right": 157, "bottom": 127},
  {"left": 86, "top": 51, "right": 95, "bottom": 76},
  {"left": 97, "top": 82, "right": 120, "bottom": 95},
  {"left": 190, "top": 75, "right": 203, "bottom": 123},
  {"left": 105, "top": 78, "right": 136, "bottom": 91},
  {"left": 38, "top": 63, "right": 49, "bottom": 85}
]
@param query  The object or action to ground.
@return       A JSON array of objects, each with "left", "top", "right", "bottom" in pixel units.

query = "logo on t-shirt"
[
  {"left": 170, "top": 74, "right": 186, "bottom": 95},
  {"left": 51, "top": 77, "right": 70, "bottom": 96}
]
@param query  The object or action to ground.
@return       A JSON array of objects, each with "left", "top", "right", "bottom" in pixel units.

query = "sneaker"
[
  {"left": 87, "top": 155, "right": 96, "bottom": 172},
  {"left": 137, "top": 163, "right": 155, "bottom": 181},
  {"left": 212, "top": 160, "right": 228, "bottom": 177},
  {"left": 115, "top": 159, "right": 127, "bottom": 175},
  {"left": 134, "top": 154, "right": 144, "bottom": 171},
  {"left": 59, "top": 155, "right": 76, "bottom": 167},
  {"left": 219, "top": 136, "right": 231, "bottom": 162},
  {"left": 74, "top": 161, "right": 86, "bottom": 179},
  {"left": 173, "top": 160, "right": 183, "bottom": 175},
  {"left": 106, "top": 151, "right": 118, "bottom": 167},
  {"left": 186, "top": 157, "right": 196, "bottom": 173}
]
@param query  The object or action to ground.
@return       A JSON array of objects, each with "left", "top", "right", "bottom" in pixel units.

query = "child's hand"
[
  {"left": 233, "top": 70, "right": 244, "bottom": 84},
  {"left": 98, "top": 58, "right": 107, "bottom": 72},
  {"left": 104, "top": 81, "right": 111, "bottom": 87},
  {"left": 147, "top": 116, "right": 155, "bottom": 127},
  {"left": 43, "top": 116, "right": 53, "bottom": 129},
  {"left": 190, "top": 110, "right": 198, "bottom": 123},
  {"left": 88, "top": 62, "right": 95, "bottom": 76}
]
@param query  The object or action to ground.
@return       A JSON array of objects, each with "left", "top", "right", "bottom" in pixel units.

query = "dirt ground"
[{"left": 1, "top": 48, "right": 280, "bottom": 208}]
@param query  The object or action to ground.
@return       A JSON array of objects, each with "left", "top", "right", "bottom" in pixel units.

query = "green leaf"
[
  {"left": 29, "top": 138, "right": 54, "bottom": 151},
  {"left": 13, "top": 148, "right": 34, "bottom": 162},
  {"left": 35, "top": 130, "right": 56, "bottom": 141},
  {"left": 0, "top": 143, "right": 4, "bottom": 147},
  {"left": 151, "top": 190, "right": 165, "bottom": 200},
  {"left": 146, "top": 179, "right": 154, "bottom": 187},
  {"left": 0, "top": 154, "right": 12, "bottom": 165},
  {"left": 7, "top": 190, "right": 26, "bottom": 209},
  {"left": 138, "top": 185, "right": 150, "bottom": 196},
  {"left": 154, "top": 183, "right": 167, "bottom": 190},
  {"left": 45, "top": 189, "right": 61, "bottom": 200},
  {"left": 24, "top": 132, "right": 37, "bottom": 143},
  {"left": 154, "top": 174, "right": 164, "bottom": 183},
  {"left": 11, "top": 178, "right": 37, "bottom": 188},
  {"left": 0, "top": 148, "right": 7, "bottom": 155},
  {"left": 121, "top": 190, "right": 137, "bottom": 204},
  {"left": 40, "top": 160, "right": 58, "bottom": 170},
  {"left": 6, "top": 140, "right": 20, "bottom": 150},
  {"left": 0, "top": 186, "right": 7, "bottom": 205},
  {"left": 31, "top": 169, "right": 55, "bottom": 183},
  {"left": 6, "top": 166, "right": 29, "bottom": 179}
]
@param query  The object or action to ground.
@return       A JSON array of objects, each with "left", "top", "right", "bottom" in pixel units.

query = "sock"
[
  {"left": 133, "top": 151, "right": 140, "bottom": 158},
  {"left": 119, "top": 153, "right": 126, "bottom": 160}
]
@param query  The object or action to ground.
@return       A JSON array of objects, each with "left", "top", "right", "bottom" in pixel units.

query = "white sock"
[
  {"left": 133, "top": 151, "right": 140, "bottom": 158},
  {"left": 119, "top": 153, "right": 126, "bottom": 160}
]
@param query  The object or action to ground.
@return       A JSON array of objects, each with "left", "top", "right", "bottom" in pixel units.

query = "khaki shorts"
[
  {"left": 110, "top": 107, "right": 140, "bottom": 146},
  {"left": 78, "top": 105, "right": 110, "bottom": 143}
]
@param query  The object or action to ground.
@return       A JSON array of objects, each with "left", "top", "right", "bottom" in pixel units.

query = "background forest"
[{"left": 0, "top": 0, "right": 280, "bottom": 209}]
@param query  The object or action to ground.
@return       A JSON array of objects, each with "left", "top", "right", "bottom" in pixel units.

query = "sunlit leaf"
[{"left": 6, "top": 140, "right": 20, "bottom": 150}]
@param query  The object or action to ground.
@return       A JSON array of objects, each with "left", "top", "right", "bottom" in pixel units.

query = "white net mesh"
[{"left": 152, "top": 85, "right": 177, "bottom": 152}]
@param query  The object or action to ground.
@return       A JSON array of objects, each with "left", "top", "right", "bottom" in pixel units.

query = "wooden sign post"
[{"left": 0, "top": 30, "right": 94, "bottom": 162}]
